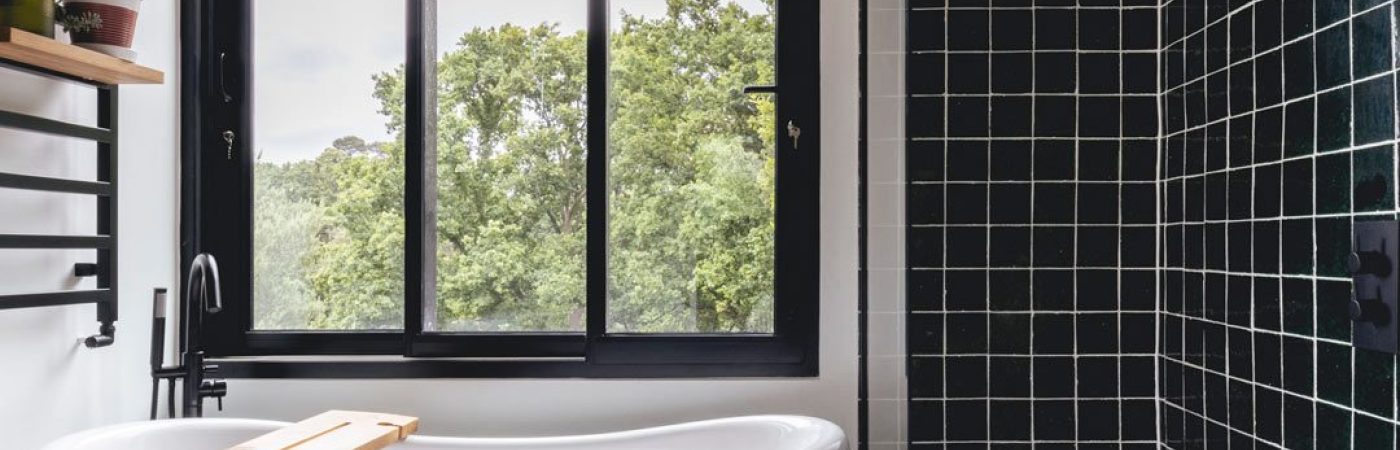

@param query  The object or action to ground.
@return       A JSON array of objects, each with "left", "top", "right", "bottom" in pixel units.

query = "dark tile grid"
[
  {"left": 905, "top": 2, "right": 1160, "bottom": 448},
  {"left": 1159, "top": 0, "right": 1400, "bottom": 448}
]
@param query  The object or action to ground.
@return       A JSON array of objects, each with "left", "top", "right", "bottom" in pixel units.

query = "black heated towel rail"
[{"left": 0, "top": 58, "right": 119, "bottom": 348}]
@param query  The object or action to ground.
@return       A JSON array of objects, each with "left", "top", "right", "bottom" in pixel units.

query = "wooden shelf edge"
[{"left": 0, "top": 27, "right": 163, "bottom": 85}]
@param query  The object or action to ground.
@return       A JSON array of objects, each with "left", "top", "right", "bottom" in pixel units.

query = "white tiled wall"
[{"left": 866, "top": 0, "right": 906, "bottom": 447}]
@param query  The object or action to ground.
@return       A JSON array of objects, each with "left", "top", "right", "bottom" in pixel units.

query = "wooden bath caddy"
[{"left": 229, "top": 410, "right": 420, "bottom": 450}]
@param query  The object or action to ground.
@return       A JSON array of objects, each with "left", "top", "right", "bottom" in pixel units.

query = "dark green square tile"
[
  {"left": 1354, "top": 77, "right": 1396, "bottom": 145},
  {"left": 1318, "top": 280, "right": 1355, "bottom": 342},
  {"left": 1316, "top": 24, "right": 1352, "bottom": 89},
  {"left": 1318, "top": 87, "right": 1352, "bottom": 153},
  {"left": 1354, "top": 144, "right": 1396, "bottom": 212},
  {"left": 1354, "top": 349, "right": 1395, "bottom": 418},
  {"left": 1317, "top": 0, "right": 1351, "bottom": 27},
  {"left": 1285, "top": 98, "right": 1316, "bottom": 157},
  {"left": 1286, "top": 0, "right": 1315, "bottom": 40},
  {"left": 1228, "top": 380, "right": 1255, "bottom": 433},
  {"left": 989, "top": 314, "right": 1030, "bottom": 353},
  {"left": 1255, "top": 386, "right": 1284, "bottom": 443},
  {"left": 908, "top": 400, "right": 943, "bottom": 442},
  {"left": 1284, "top": 395, "right": 1316, "bottom": 449},
  {"left": 1283, "top": 278, "right": 1315, "bottom": 336},
  {"left": 1357, "top": 0, "right": 1388, "bottom": 12},
  {"left": 1316, "top": 151, "right": 1352, "bottom": 214},
  {"left": 1284, "top": 336, "right": 1316, "bottom": 394},
  {"left": 1316, "top": 404, "right": 1352, "bottom": 450},
  {"left": 1355, "top": 413, "right": 1393, "bottom": 449},
  {"left": 1284, "top": 158, "right": 1315, "bottom": 215},
  {"left": 1315, "top": 218, "right": 1352, "bottom": 278},
  {"left": 1282, "top": 219, "right": 1315, "bottom": 275},
  {"left": 1353, "top": 7, "right": 1394, "bottom": 79},
  {"left": 1317, "top": 342, "right": 1353, "bottom": 406},
  {"left": 1285, "top": 39, "right": 1316, "bottom": 100},
  {"left": 946, "top": 313, "right": 988, "bottom": 354}
]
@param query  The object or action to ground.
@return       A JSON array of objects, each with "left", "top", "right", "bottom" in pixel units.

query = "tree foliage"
[{"left": 254, "top": 0, "right": 776, "bottom": 333}]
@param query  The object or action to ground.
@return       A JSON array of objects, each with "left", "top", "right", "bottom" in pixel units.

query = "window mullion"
[
  {"left": 584, "top": 0, "right": 610, "bottom": 347},
  {"left": 404, "top": 0, "right": 434, "bottom": 349}
]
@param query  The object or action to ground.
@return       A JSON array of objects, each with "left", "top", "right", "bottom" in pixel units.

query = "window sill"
[{"left": 208, "top": 356, "right": 818, "bottom": 379}]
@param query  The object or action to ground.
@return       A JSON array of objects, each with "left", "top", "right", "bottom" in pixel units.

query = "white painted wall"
[
  {"left": 0, "top": 2, "right": 179, "bottom": 448},
  {"left": 0, "top": 0, "right": 859, "bottom": 446}
]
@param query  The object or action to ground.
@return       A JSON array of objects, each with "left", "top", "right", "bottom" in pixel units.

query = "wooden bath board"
[{"left": 229, "top": 410, "right": 420, "bottom": 450}]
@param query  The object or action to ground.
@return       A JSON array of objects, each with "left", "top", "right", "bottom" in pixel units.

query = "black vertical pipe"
[{"left": 96, "top": 86, "right": 118, "bottom": 332}]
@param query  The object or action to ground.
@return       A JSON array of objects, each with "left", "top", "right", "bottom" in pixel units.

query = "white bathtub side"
[{"left": 44, "top": 416, "right": 847, "bottom": 450}]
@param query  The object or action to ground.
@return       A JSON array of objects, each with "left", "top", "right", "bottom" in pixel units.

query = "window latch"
[
  {"left": 787, "top": 120, "right": 800, "bottom": 150},
  {"left": 222, "top": 130, "right": 236, "bottom": 160}
]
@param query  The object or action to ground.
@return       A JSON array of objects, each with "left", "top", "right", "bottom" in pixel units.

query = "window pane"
[
  {"left": 427, "top": 1, "right": 589, "bottom": 332},
  {"left": 607, "top": 0, "right": 777, "bottom": 333},
  {"left": 251, "top": 0, "right": 405, "bottom": 330}
]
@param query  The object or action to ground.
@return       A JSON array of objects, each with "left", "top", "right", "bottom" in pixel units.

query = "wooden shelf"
[{"left": 0, "top": 27, "right": 162, "bottom": 85}]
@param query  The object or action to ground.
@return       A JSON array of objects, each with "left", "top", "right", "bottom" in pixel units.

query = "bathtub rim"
[{"left": 44, "top": 414, "right": 846, "bottom": 449}]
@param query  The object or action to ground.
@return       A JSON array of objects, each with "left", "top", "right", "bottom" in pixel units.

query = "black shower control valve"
[
  {"left": 1352, "top": 221, "right": 1400, "bottom": 354},
  {"left": 1351, "top": 294, "right": 1391, "bottom": 326},
  {"left": 1350, "top": 250, "right": 1392, "bottom": 277}
]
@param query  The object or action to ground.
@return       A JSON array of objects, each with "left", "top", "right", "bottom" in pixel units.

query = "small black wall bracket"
[
  {"left": 1352, "top": 221, "right": 1400, "bottom": 354},
  {"left": 73, "top": 263, "right": 100, "bottom": 277}
]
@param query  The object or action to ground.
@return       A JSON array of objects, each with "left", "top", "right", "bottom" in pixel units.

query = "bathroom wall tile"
[
  {"left": 1161, "top": 0, "right": 1400, "bottom": 448},
  {"left": 904, "top": 6, "right": 1159, "bottom": 446}
]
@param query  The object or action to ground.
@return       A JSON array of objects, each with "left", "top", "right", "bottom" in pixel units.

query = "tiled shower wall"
[
  {"left": 1159, "top": 0, "right": 1400, "bottom": 448},
  {"left": 904, "top": 1, "right": 1160, "bottom": 447}
]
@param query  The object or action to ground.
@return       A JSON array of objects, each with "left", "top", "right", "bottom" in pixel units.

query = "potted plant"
[
  {"left": 56, "top": 0, "right": 138, "bottom": 61},
  {"left": 0, "top": 0, "right": 57, "bottom": 38}
]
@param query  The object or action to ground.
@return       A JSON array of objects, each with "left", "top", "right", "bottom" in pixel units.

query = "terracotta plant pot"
[{"left": 63, "top": 0, "right": 139, "bottom": 61}]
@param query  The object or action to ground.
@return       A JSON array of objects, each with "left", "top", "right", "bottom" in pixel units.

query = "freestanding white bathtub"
[{"left": 44, "top": 415, "right": 847, "bottom": 450}]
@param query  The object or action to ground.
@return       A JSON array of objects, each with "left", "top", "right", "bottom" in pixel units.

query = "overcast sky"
[{"left": 253, "top": 0, "right": 764, "bottom": 163}]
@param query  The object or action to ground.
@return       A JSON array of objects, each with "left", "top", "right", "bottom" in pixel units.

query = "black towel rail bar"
[
  {"left": 0, "top": 290, "right": 112, "bottom": 310},
  {"left": 0, "top": 172, "right": 111, "bottom": 195},
  {"left": 0, "top": 234, "right": 112, "bottom": 249},
  {"left": 0, "top": 109, "right": 113, "bottom": 142}
]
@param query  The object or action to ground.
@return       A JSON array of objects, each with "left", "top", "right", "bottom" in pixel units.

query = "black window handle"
[
  {"left": 219, "top": 52, "right": 233, "bottom": 103},
  {"left": 743, "top": 85, "right": 776, "bottom": 94}
]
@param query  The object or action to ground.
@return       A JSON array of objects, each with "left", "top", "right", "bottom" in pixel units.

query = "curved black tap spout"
[
  {"left": 148, "top": 255, "right": 230, "bottom": 419},
  {"left": 174, "top": 253, "right": 227, "bottom": 418}
]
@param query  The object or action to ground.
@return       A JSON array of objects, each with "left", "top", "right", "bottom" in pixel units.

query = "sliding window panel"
[
  {"left": 605, "top": 0, "right": 778, "bottom": 334},
  {"left": 250, "top": 0, "right": 406, "bottom": 331},
  {"left": 422, "top": 1, "right": 589, "bottom": 333}
]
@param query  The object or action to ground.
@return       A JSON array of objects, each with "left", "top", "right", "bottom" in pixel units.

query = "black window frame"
[{"left": 180, "top": 0, "right": 820, "bottom": 378}]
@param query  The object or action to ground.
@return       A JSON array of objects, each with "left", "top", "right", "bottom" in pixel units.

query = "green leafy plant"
[{"left": 53, "top": 1, "right": 101, "bottom": 34}]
